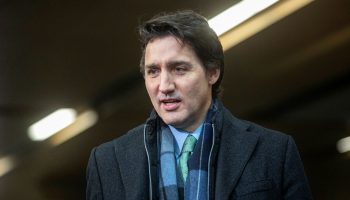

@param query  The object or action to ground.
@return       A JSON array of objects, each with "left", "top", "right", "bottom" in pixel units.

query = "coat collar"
[
  {"left": 213, "top": 104, "right": 260, "bottom": 199},
  {"left": 144, "top": 100, "right": 260, "bottom": 199}
]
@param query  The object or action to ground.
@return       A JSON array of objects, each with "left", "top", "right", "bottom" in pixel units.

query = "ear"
[{"left": 207, "top": 68, "right": 220, "bottom": 85}]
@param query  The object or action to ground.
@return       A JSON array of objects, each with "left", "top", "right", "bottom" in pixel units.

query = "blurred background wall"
[{"left": 1, "top": 0, "right": 350, "bottom": 199}]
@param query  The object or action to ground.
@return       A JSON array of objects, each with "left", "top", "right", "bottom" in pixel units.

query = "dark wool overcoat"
[{"left": 86, "top": 101, "right": 313, "bottom": 200}]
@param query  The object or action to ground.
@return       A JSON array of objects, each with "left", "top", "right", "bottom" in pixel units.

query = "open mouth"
[
  {"left": 160, "top": 98, "right": 181, "bottom": 111},
  {"left": 162, "top": 99, "right": 180, "bottom": 104}
]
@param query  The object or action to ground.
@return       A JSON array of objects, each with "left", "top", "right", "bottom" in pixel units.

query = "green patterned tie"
[{"left": 178, "top": 135, "right": 197, "bottom": 183}]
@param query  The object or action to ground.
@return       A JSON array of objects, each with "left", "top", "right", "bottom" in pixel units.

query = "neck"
[{"left": 179, "top": 98, "right": 213, "bottom": 132}]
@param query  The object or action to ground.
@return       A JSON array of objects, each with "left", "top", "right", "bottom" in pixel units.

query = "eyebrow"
[
  {"left": 145, "top": 63, "right": 158, "bottom": 69},
  {"left": 144, "top": 60, "right": 193, "bottom": 70},
  {"left": 168, "top": 60, "right": 192, "bottom": 68}
]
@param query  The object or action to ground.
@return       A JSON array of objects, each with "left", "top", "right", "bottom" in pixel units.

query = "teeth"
[
  {"left": 163, "top": 100, "right": 178, "bottom": 104},
  {"left": 161, "top": 99, "right": 180, "bottom": 104}
]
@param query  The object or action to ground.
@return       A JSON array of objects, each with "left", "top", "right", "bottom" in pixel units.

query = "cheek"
[
  {"left": 145, "top": 83, "right": 156, "bottom": 100},
  {"left": 145, "top": 80, "right": 154, "bottom": 92},
  {"left": 146, "top": 85, "right": 160, "bottom": 110},
  {"left": 183, "top": 78, "right": 207, "bottom": 96}
]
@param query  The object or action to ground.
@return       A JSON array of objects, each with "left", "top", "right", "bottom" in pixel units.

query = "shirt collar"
[{"left": 168, "top": 123, "right": 203, "bottom": 157}]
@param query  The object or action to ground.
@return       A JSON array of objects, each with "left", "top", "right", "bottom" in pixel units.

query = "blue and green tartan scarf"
[{"left": 159, "top": 102, "right": 217, "bottom": 200}]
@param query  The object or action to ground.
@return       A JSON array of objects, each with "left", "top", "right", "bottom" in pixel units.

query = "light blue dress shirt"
[{"left": 168, "top": 123, "right": 203, "bottom": 164}]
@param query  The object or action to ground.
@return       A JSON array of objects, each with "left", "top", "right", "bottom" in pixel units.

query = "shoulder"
[
  {"left": 221, "top": 106, "right": 289, "bottom": 140},
  {"left": 114, "top": 124, "right": 145, "bottom": 145},
  {"left": 221, "top": 107, "right": 293, "bottom": 152},
  {"left": 243, "top": 119, "right": 291, "bottom": 142},
  {"left": 240, "top": 119, "right": 297, "bottom": 159},
  {"left": 93, "top": 124, "right": 146, "bottom": 159}
]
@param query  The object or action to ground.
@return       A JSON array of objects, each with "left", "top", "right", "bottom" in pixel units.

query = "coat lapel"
[
  {"left": 114, "top": 131, "right": 152, "bottom": 200},
  {"left": 214, "top": 116, "right": 259, "bottom": 199}
]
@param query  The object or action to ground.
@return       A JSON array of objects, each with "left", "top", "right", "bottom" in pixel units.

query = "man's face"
[{"left": 144, "top": 36, "right": 219, "bottom": 132}]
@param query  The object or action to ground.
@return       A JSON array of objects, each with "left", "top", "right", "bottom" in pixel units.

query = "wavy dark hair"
[{"left": 138, "top": 10, "right": 224, "bottom": 98}]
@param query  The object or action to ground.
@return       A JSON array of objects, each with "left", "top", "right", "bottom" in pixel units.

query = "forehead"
[
  {"left": 144, "top": 36, "right": 198, "bottom": 65},
  {"left": 146, "top": 36, "right": 184, "bottom": 54}
]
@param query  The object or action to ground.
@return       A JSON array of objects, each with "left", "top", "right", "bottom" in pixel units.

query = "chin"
[
  {"left": 163, "top": 119, "right": 179, "bottom": 126},
  {"left": 159, "top": 111, "right": 187, "bottom": 127},
  {"left": 162, "top": 117, "right": 183, "bottom": 127}
]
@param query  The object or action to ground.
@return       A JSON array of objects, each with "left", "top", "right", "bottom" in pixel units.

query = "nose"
[{"left": 159, "top": 71, "right": 175, "bottom": 94}]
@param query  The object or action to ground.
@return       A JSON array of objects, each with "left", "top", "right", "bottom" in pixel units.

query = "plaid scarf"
[{"left": 159, "top": 103, "right": 217, "bottom": 200}]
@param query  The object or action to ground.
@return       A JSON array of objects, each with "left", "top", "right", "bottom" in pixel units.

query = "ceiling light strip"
[
  {"left": 28, "top": 108, "right": 77, "bottom": 141},
  {"left": 49, "top": 109, "right": 98, "bottom": 146},
  {"left": 209, "top": 0, "right": 279, "bottom": 36},
  {"left": 0, "top": 155, "right": 15, "bottom": 178},
  {"left": 337, "top": 136, "right": 350, "bottom": 153},
  {"left": 217, "top": 0, "right": 313, "bottom": 51}
]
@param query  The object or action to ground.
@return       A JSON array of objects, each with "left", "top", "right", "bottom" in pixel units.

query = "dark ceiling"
[{"left": 1, "top": 0, "right": 350, "bottom": 199}]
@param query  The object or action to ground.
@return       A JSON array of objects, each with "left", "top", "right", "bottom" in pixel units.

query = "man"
[{"left": 86, "top": 10, "right": 312, "bottom": 200}]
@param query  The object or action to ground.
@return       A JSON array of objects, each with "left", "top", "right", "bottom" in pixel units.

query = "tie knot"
[{"left": 181, "top": 135, "right": 197, "bottom": 153}]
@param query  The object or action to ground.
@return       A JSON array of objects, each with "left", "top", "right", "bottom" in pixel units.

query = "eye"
[
  {"left": 146, "top": 67, "right": 160, "bottom": 77},
  {"left": 174, "top": 66, "right": 187, "bottom": 74}
]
